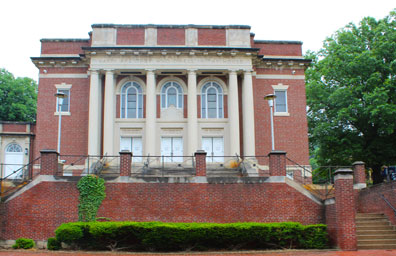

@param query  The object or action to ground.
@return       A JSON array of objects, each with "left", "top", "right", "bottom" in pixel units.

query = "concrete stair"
[{"left": 356, "top": 213, "right": 396, "bottom": 249}]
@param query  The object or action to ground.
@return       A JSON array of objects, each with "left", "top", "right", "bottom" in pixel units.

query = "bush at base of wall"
[
  {"left": 55, "top": 222, "right": 328, "bottom": 251},
  {"left": 12, "top": 238, "right": 35, "bottom": 249}
]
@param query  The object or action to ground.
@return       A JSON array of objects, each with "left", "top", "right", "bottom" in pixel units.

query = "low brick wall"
[
  {"left": 325, "top": 201, "right": 337, "bottom": 246},
  {"left": 358, "top": 181, "right": 396, "bottom": 225},
  {"left": 0, "top": 178, "right": 323, "bottom": 240}
]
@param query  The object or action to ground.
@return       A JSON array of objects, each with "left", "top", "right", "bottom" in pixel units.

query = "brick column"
[
  {"left": 40, "top": 150, "right": 58, "bottom": 175},
  {"left": 119, "top": 150, "right": 132, "bottom": 177},
  {"left": 268, "top": 151, "right": 286, "bottom": 176},
  {"left": 195, "top": 150, "right": 207, "bottom": 176},
  {"left": 353, "top": 161, "right": 366, "bottom": 187},
  {"left": 334, "top": 168, "right": 357, "bottom": 250}
]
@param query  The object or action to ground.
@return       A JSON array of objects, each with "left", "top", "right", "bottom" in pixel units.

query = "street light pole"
[
  {"left": 55, "top": 92, "right": 66, "bottom": 155},
  {"left": 264, "top": 94, "right": 277, "bottom": 151}
]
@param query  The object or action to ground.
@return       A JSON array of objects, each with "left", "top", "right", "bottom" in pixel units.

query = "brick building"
[
  {"left": 29, "top": 24, "right": 310, "bottom": 173},
  {"left": 6, "top": 24, "right": 369, "bottom": 249}
]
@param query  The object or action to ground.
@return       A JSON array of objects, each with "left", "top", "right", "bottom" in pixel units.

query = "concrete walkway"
[{"left": 2, "top": 250, "right": 396, "bottom": 256}]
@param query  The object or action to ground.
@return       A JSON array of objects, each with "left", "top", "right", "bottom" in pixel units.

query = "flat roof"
[{"left": 91, "top": 24, "right": 251, "bottom": 29}]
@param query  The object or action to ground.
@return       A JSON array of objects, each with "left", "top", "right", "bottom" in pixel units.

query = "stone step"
[
  {"left": 356, "top": 225, "right": 394, "bottom": 231},
  {"left": 358, "top": 238, "right": 396, "bottom": 245},
  {"left": 356, "top": 221, "right": 391, "bottom": 227},
  {"left": 356, "top": 219, "right": 389, "bottom": 224},
  {"left": 356, "top": 213, "right": 384, "bottom": 218},
  {"left": 357, "top": 234, "right": 396, "bottom": 240},
  {"left": 356, "top": 216, "right": 388, "bottom": 221},
  {"left": 358, "top": 244, "right": 396, "bottom": 250},
  {"left": 357, "top": 229, "right": 396, "bottom": 235}
]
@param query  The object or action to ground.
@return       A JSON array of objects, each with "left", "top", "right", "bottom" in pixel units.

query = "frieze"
[{"left": 90, "top": 55, "right": 252, "bottom": 69}]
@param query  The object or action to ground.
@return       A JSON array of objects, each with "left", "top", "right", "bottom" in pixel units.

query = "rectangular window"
[
  {"left": 275, "top": 90, "right": 287, "bottom": 113},
  {"left": 56, "top": 89, "right": 70, "bottom": 112},
  {"left": 202, "top": 137, "right": 224, "bottom": 162},
  {"left": 120, "top": 137, "right": 142, "bottom": 162},
  {"left": 161, "top": 137, "right": 183, "bottom": 162}
]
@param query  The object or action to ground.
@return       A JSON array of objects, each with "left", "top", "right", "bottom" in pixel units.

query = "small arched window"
[
  {"left": 161, "top": 81, "right": 183, "bottom": 109},
  {"left": 6, "top": 143, "right": 22, "bottom": 153},
  {"left": 121, "top": 82, "right": 143, "bottom": 118},
  {"left": 201, "top": 81, "right": 223, "bottom": 118}
]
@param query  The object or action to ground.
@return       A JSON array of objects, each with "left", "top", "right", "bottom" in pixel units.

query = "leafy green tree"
[
  {"left": 306, "top": 10, "right": 396, "bottom": 184},
  {"left": 0, "top": 68, "right": 37, "bottom": 122}
]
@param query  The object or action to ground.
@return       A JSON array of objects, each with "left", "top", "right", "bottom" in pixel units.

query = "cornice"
[
  {"left": 82, "top": 46, "right": 259, "bottom": 58},
  {"left": 31, "top": 56, "right": 87, "bottom": 68}
]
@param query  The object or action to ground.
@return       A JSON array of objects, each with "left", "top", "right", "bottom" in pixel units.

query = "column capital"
[
  {"left": 146, "top": 69, "right": 156, "bottom": 74},
  {"left": 104, "top": 69, "right": 114, "bottom": 74},
  {"left": 88, "top": 69, "right": 100, "bottom": 75},
  {"left": 228, "top": 70, "right": 238, "bottom": 75},
  {"left": 187, "top": 69, "right": 197, "bottom": 74}
]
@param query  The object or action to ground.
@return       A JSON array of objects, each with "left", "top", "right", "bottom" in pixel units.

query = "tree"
[
  {"left": 0, "top": 68, "right": 37, "bottom": 122},
  {"left": 306, "top": 10, "right": 396, "bottom": 184}
]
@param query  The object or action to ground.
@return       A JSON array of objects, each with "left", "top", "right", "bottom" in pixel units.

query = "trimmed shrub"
[
  {"left": 54, "top": 221, "right": 329, "bottom": 251},
  {"left": 47, "top": 237, "right": 61, "bottom": 250},
  {"left": 12, "top": 238, "right": 35, "bottom": 249}
]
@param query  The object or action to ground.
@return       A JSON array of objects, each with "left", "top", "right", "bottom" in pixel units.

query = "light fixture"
[
  {"left": 264, "top": 94, "right": 277, "bottom": 151},
  {"left": 55, "top": 92, "right": 67, "bottom": 155}
]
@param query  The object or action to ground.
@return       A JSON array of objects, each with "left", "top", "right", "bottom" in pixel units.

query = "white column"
[
  {"left": 187, "top": 69, "right": 198, "bottom": 156},
  {"left": 228, "top": 70, "right": 240, "bottom": 156},
  {"left": 103, "top": 70, "right": 115, "bottom": 155},
  {"left": 145, "top": 70, "right": 156, "bottom": 156},
  {"left": 242, "top": 70, "right": 256, "bottom": 157},
  {"left": 88, "top": 70, "right": 101, "bottom": 156}
]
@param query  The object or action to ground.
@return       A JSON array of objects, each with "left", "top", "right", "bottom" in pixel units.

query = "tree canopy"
[
  {"left": 0, "top": 68, "right": 37, "bottom": 122},
  {"left": 306, "top": 10, "right": 396, "bottom": 184}
]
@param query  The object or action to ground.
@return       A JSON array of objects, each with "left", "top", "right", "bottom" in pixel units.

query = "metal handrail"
[
  {"left": 381, "top": 194, "right": 396, "bottom": 218},
  {"left": 0, "top": 157, "right": 41, "bottom": 181}
]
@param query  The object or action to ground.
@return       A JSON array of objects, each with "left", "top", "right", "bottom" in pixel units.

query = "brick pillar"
[
  {"left": 268, "top": 151, "right": 286, "bottom": 176},
  {"left": 195, "top": 150, "right": 207, "bottom": 176},
  {"left": 40, "top": 150, "right": 58, "bottom": 175},
  {"left": 334, "top": 168, "right": 357, "bottom": 250},
  {"left": 119, "top": 150, "right": 132, "bottom": 177},
  {"left": 353, "top": 161, "right": 366, "bottom": 187}
]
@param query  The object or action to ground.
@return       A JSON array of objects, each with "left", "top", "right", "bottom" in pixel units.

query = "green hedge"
[
  {"left": 55, "top": 221, "right": 328, "bottom": 251},
  {"left": 12, "top": 238, "right": 35, "bottom": 249}
]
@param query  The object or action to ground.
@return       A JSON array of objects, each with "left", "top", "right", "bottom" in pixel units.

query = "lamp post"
[
  {"left": 54, "top": 92, "right": 67, "bottom": 155},
  {"left": 264, "top": 94, "right": 277, "bottom": 151}
]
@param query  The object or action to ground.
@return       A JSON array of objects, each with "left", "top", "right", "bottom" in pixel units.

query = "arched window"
[
  {"left": 201, "top": 81, "right": 223, "bottom": 118},
  {"left": 6, "top": 143, "right": 22, "bottom": 152},
  {"left": 120, "top": 82, "right": 143, "bottom": 118},
  {"left": 161, "top": 81, "right": 183, "bottom": 109}
]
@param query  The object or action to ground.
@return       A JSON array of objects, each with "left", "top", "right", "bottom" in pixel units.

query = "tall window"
[
  {"left": 201, "top": 82, "right": 223, "bottom": 118},
  {"left": 56, "top": 89, "right": 70, "bottom": 112},
  {"left": 161, "top": 81, "right": 183, "bottom": 109},
  {"left": 121, "top": 82, "right": 143, "bottom": 118},
  {"left": 274, "top": 90, "right": 287, "bottom": 113}
]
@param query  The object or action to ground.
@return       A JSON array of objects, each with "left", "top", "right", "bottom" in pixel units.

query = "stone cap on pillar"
[
  {"left": 268, "top": 150, "right": 286, "bottom": 156},
  {"left": 195, "top": 150, "right": 207, "bottom": 156},
  {"left": 334, "top": 168, "right": 353, "bottom": 180},
  {"left": 40, "top": 149, "right": 59, "bottom": 154},
  {"left": 119, "top": 150, "right": 133, "bottom": 156}
]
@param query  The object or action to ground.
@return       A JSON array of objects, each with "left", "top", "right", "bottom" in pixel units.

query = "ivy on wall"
[{"left": 77, "top": 175, "right": 106, "bottom": 222}]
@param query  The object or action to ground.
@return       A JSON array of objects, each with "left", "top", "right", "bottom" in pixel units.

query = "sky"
[{"left": 0, "top": 0, "right": 394, "bottom": 81}]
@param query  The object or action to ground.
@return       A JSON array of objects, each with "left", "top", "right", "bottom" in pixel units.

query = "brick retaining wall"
[{"left": 0, "top": 179, "right": 323, "bottom": 240}]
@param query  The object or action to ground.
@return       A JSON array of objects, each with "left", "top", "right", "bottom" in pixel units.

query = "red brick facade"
[
  {"left": 117, "top": 28, "right": 145, "bottom": 45},
  {"left": 157, "top": 28, "right": 185, "bottom": 45}
]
